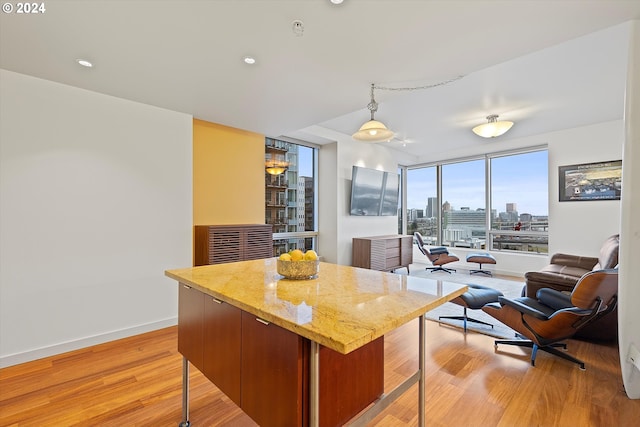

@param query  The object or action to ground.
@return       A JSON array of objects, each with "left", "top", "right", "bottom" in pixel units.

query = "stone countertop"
[{"left": 165, "top": 258, "right": 467, "bottom": 354}]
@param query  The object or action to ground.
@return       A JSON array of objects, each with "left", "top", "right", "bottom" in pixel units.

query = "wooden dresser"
[
  {"left": 194, "top": 224, "right": 273, "bottom": 266},
  {"left": 352, "top": 235, "right": 413, "bottom": 273}
]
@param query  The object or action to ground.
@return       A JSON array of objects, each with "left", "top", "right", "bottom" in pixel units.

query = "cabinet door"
[
  {"left": 241, "top": 312, "right": 305, "bottom": 427},
  {"left": 319, "top": 337, "right": 384, "bottom": 427},
  {"left": 177, "top": 284, "right": 204, "bottom": 370},
  {"left": 203, "top": 295, "right": 242, "bottom": 406}
]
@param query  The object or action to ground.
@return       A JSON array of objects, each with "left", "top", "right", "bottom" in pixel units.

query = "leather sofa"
[{"left": 523, "top": 234, "right": 619, "bottom": 341}]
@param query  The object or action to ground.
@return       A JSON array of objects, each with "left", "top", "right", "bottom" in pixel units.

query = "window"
[
  {"left": 403, "top": 148, "right": 548, "bottom": 254},
  {"left": 405, "top": 166, "right": 437, "bottom": 244},
  {"left": 442, "top": 159, "right": 486, "bottom": 248},
  {"left": 490, "top": 150, "right": 549, "bottom": 253},
  {"left": 265, "top": 138, "right": 318, "bottom": 256}
]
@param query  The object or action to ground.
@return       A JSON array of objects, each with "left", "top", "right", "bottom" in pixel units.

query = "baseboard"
[{"left": 0, "top": 317, "right": 178, "bottom": 369}]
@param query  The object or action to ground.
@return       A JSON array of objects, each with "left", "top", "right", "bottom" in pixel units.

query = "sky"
[{"left": 407, "top": 151, "right": 549, "bottom": 216}]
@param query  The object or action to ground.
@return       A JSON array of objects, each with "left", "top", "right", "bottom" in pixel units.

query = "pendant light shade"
[
  {"left": 472, "top": 114, "right": 514, "bottom": 138},
  {"left": 352, "top": 119, "right": 395, "bottom": 142},
  {"left": 352, "top": 83, "right": 394, "bottom": 143}
]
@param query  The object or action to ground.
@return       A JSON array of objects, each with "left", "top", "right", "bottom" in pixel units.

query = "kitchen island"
[{"left": 165, "top": 258, "right": 467, "bottom": 427}]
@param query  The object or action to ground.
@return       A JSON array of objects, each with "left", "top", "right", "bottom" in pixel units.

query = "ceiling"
[{"left": 2, "top": 1, "right": 639, "bottom": 164}]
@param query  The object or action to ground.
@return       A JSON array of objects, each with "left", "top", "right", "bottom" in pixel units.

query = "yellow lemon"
[
  {"left": 290, "top": 249, "right": 304, "bottom": 261},
  {"left": 279, "top": 253, "right": 292, "bottom": 261},
  {"left": 304, "top": 250, "right": 318, "bottom": 261}
]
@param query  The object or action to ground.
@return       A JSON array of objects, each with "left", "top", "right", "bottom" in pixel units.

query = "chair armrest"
[
  {"left": 498, "top": 296, "right": 550, "bottom": 320},
  {"left": 549, "top": 253, "right": 599, "bottom": 270},
  {"left": 429, "top": 246, "right": 449, "bottom": 255},
  {"left": 536, "top": 288, "right": 572, "bottom": 310}
]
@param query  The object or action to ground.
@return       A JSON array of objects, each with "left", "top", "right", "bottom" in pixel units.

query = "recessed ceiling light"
[
  {"left": 330, "top": 0, "right": 344, "bottom": 4},
  {"left": 77, "top": 59, "right": 93, "bottom": 68},
  {"left": 243, "top": 56, "right": 256, "bottom": 65}
]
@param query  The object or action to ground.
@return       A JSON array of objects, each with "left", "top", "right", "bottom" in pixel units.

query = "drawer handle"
[
  {"left": 211, "top": 297, "right": 223, "bottom": 304},
  {"left": 256, "top": 318, "right": 270, "bottom": 326},
  {"left": 182, "top": 284, "right": 191, "bottom": 290}
]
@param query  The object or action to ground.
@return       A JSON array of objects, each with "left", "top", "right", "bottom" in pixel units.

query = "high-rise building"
[
  {"left": 426, "top": 197, "right": 437, "bottom": 218},
  {"left": 506, "top": 202, "right": 517, "bottom": 212}
]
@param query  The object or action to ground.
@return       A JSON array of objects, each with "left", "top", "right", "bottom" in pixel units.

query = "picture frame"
[{"left": 558, "top": 160, "right": 622, "bottom": 202}]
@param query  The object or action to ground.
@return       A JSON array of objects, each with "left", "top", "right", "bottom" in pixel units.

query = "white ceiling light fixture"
[
  {"left": 243, "top": 56, "right": 256, "bottom": 65},
  {"left": 352, "top": 83, "right": 394, "bottom": 143},
  {"left": 330, "top": 0, "right": 345, "bottom": 4},
  {"left": 472, "top": 114, "right": 514, "bottom": 138},
  {"left": 76, "top": 59, "right": 93, "bottom": 68}
]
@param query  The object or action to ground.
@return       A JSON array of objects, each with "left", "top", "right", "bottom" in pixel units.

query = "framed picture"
[{"left": 558, "top": 160, "right": 622, "bottom": 202}]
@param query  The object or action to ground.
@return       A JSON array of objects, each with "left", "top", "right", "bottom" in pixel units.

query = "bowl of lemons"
[{"left": 277, "top": 249, "right": 319, "bottom": 279}]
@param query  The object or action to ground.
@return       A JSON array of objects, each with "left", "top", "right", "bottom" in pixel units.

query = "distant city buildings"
[{"left": 408, "top": 199, "right": 549, "bottom": 253}]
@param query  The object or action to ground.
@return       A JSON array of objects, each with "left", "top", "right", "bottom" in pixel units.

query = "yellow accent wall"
[{"left": 193, "top": 119, "right": 265, "bottom": 225}]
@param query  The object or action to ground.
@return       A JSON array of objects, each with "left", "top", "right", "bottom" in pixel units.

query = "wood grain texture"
[{"left": 2, "top": 321, "right": 639, "bottom": 426}]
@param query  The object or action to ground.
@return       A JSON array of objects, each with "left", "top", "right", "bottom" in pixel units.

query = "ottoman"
[
  {"left": 466, "top": 252, "right": 497, "bottom": 276},
  {"left": 439, "top": 283, "right": 504, "bottom": 333}
]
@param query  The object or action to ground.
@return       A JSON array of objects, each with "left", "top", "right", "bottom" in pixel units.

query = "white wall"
[
  {"left": 0, "top": 70, "right": 192, "bottom": 367},
  {"left": 319, "top": 137, "right": 399, "bottom": 265},
  {"left": 548, "top": 121, "right": 623, "bottom": 256},
  {"left": 619, "top": 19, "right": 640, "bottom": 400}
]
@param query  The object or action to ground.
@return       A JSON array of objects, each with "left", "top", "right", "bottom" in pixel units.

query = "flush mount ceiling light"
[
  {"left": 472, "top": 114, "right": 514, "bottom": 138},
  {"left": 243, "top": 56, "right": 256, "bottom": 65},
  {"left": 76, "top": 59, "right": 93, "bottom": 68},
  {"left": 352, "top": 83, "right": 394, "bottom": 143},
  {"left": 330, "top": 0, "right": 345, "bottom": 4}
]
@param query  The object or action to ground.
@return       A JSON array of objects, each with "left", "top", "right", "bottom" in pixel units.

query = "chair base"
[
  {"left": 494, "top": 339, "right": 586, "bottom": 370},
  {"left": 470, "top": 267, "right": 492, "bottom": 276},
  {"left": 426, "top": 266, "right": 456, "bottom": 274},
  {"left": 439, "top": 315, "right": 494, "bottom": 333}
]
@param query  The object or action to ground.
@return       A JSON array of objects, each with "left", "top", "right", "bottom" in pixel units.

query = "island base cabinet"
[
  {"left": 178, "top": 284, "right": 384, "bottom": 427},
  {"left": 177, "top": 284, "right": 204, "bottom": 370},
  {"left": 203, "top": 295, "right": 242, "bottom": 406},
  {"left": 241, "top": 312, "right": 306, "bottom": 427},
  {"left": 319, "top": 337, "right": 384, "bottom": 427}
]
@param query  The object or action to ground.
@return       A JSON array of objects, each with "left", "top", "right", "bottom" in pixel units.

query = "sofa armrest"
[
  {"left": 524, "top": 271, "right": 577, "bottom": 298},
  {"left": 549, "top": 253, "right": 598, "bottom": 270}
]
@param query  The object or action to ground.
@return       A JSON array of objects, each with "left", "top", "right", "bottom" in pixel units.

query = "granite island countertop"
[{"left": 165, "top": 258, "right": 467, "bottom": 354}]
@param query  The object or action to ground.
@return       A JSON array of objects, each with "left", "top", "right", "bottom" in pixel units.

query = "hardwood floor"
[{"left": 1, "top": 321, "right": 638, "bottom": 426}]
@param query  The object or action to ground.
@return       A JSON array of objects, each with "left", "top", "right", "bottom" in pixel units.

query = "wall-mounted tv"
[{"left": 350, "top": 165, "right": 399, "bottom": 216}]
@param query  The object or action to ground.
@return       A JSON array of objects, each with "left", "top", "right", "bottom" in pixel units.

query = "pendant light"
[
  {"left": 472, "top": 114, "right": 514, "bottom": 138},
  {"left": 352, "top": 83, "right": 394, "bottom": 143}
]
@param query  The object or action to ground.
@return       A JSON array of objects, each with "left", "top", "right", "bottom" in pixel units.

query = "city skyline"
[{"left": 407, "top": 151, "right": 548, "bottom": 216}]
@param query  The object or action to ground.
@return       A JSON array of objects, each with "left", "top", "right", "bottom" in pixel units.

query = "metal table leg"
[
  {"left": 179, "top": 356, "right": 191, "bottom": 427},
  {"left": 309, "top": 341, "right": 320, "bottom": 427},
  {"left": 419, "top": 313, "right": 426, "bottom": 427}
]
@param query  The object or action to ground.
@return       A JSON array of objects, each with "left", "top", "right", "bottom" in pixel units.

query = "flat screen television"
[{"left": 350, "top": 165, "right": 399, "bottom": 216}]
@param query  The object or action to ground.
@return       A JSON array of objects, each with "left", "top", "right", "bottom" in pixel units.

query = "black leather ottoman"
[
  {"left": 466, "top": 252, "right": 497, "bottom": 276},
  {"left": 439, "top": 283, "right": 504, "bottom": 332}
]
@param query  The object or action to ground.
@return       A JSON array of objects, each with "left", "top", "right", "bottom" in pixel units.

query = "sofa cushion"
[{"left": 594, "top": 234, "right": 619, "bottom": 270}]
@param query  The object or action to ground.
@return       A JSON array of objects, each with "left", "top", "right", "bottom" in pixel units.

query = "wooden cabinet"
[
  {"left": 177, "top": 284, "right": 204, "bottom": 369},
  {"left": 177, "top": 285, "right": 384, "bottom": 427},
  {"left": 194, "top": 224, "right": 273, "bottom": 266},
  {"left": 241, "top": 312, "right": 305, "bottom": 427},
  {"left": 203, "top": 295, "right": 242, "bottom": 406},
  {"left": 352, "top": 235, "right": 413, "bottom": 272}
]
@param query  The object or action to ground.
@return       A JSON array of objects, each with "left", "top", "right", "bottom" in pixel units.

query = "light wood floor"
[{"left": 1, "top": 320, "right": 638, "bottom": 427}]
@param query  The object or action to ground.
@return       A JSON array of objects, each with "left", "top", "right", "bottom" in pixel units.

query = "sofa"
[{"left": 523, "top": 234, "right": 619, "bottom": 341}]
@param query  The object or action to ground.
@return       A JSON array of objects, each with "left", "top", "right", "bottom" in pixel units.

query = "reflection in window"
[{"left": 265, "top": 138, "right": 317, "bottom": 256}]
